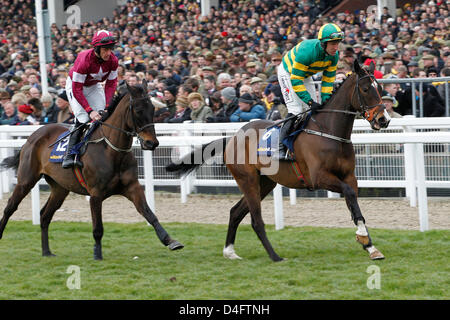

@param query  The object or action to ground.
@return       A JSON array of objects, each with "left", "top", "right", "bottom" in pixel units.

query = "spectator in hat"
[
  {"left": 245, "top": 61, "right": 258, "bottom": 77},
  {"left": 422, "top": 54, "right": 436, "bottom": 74},
  {"left": 407, "top": 61, "right": 419, "bottom": 77},
  {"left": 163, "top": 84, "right": 178, "bottom": 117},
  {"left": 188, "top": 92, "right": 212, "bottom": 123},
  {"left": 56, "top": 91, "right": 74, "bottom": 124},
  {"left": 0, "top": 101, "right": 18, "bottom": 125},
  {"left": 264, "top": 52, "right": 283, "bottom": 77},
  {"left": 207, "top": 91, "right": 224, "bottom": 120},
  {"left": 250, "top": 76, "right": 265, "bottom": 103},
  {"left": 382, "top": 96, "right": 402, "bottom": 118},
  {"left": 230, "top": 93, "right": 266, "bottom": 122},
  {"left": 266, "top": 85, "right": 288, "bottom": 121},
  {"left": 207, "top": 87, "right": 238, "bottom": 123},
  {"left": 15, "top": 104, "right": 36, "bottom": 125},
  {"left": 40, "top": 92, "right": 59, "bottom": 124},
  {"left": 152, "top": 97, "right": 171, "bottom": 123},
  {"left": 27, "top": 97, "right": 44, "bottom": 124},
  {"left": 165, "top": 96, "right": 191, "bottom": 123}
]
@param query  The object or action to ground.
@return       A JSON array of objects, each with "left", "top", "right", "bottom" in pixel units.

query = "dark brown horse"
[
  {"left": 0, "top": 80, "right": 183, "bottom": 259},
  {"left": 167, "top": 61, "right": 390, "bottom": 262}
]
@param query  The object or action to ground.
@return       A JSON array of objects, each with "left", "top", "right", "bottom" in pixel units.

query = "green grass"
[{"left": 0, "top": 221, "right": 448, "bottom": 300}]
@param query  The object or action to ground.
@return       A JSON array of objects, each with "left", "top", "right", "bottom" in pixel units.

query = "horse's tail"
[
  {"left": 0, "top": 149, "right": 21, "bottom": 172},
  {"left": 166, "top": 137, "right": 230, "bottom": 176}
]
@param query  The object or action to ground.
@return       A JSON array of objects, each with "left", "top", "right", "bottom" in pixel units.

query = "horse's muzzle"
[
  {"left": 378, "top": 116, "right": 390, "bottom": 129},
  {"left": 142, "top": 139, "right": 159, "bottom": 151}
]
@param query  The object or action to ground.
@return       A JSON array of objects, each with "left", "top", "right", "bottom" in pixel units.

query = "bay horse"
[
  {"left": 167, "top": 60, "right": 390, "bottom": 262},
  {"left": 0, "top": 80, "right": 183, "bottom": 260}
]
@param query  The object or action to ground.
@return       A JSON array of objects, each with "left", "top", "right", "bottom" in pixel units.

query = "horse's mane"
[
  {"left": 106, "top": 91, "right": 128, "bottom": 116},
  {"left": 323, "top": 72, "right": 353, "bottom": 107}
]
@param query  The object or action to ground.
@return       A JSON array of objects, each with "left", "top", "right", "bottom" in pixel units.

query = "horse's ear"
[
  {"left": 141, "top": 79, "right": 148, "bottom": 92},
  {"left": 125, "top": 81, "right": 137, "bottom": 96},
  {"left": 368, "top": 61, "right": 375, "bottom": 74},
  {"left": 125, "top": 81, "right": 132, "bottom": 93},
  {"left": 353, "top": 59, "right": 362, "bottom": 74}
]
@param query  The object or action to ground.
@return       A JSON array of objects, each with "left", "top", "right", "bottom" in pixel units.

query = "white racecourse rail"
[{"left": 1, "top": 116, "right": 449, "bottom": 232}]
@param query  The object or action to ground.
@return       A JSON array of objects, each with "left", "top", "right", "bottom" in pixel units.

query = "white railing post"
[
  {"left": 273, "top": 184, "right": 284, "bottom": 230},
  {"left": 403, "top": 115, "right": 417, "bottom": 207},
  {"left": 289, "top": 188, "right": 296, "bottom": 205},
  {"left": 1, "top": 132, "right": 12, "bottom": 193},
  {"left": 143, "top": 150, "right": 155, "bottom": 213},
  {"left": 31, "top": 183, "right": 40, "bottom": 225},
  {"left": 414, "top": 143, "right": 429, "bottom": 232}
]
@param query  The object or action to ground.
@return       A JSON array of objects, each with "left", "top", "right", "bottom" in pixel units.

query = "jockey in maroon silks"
[{"left": 63, "top": 30, "right": 119, "bottom": 168}]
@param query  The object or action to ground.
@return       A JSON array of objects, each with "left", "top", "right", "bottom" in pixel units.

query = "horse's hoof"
[
  {"left": 369, "top": 249, "right": 385, "bottom": 260},
  {"left": 168, "top": 240, "right": 184, "bottom": 251},
  {"left": 94, "top": 255, "right": 103, "bottom": 260},
  {"left": 356, "top": 234, "right": 370, "bottom": 246},
  {"left": 223, "top": 245, "right": 242, "bottom": 260},
  {"left": 43, "top": 252, "right": 56, "bottom": 257}
]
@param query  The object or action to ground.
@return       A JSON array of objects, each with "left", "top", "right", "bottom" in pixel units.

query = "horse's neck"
[
  {"left": 310, "top": 79, "right": 356, "bottom": 140},
  {"left": 99, "top": 96, "right": 132, "bottom": 149}
]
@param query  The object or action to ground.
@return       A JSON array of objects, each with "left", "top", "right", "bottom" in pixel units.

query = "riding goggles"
[
  {"left": 323, "top": 31, "right": 345, "bottom": 41},
  {"left": 99, "top": 36, "right": 116, "bottom": 44}
]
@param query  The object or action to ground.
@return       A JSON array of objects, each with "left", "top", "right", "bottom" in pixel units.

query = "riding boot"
[
  {"left": 62, "top": 121, "right": 84, "bottom": 169},
  {"left": 272, "top": 114, "right": 296, "bottom": 161}
]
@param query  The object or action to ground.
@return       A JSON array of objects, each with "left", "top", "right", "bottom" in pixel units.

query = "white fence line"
[{"left": 1, "top": 117, "right": 450, "bottom": 232}]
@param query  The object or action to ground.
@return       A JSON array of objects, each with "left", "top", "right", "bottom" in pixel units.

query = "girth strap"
[{"left": 303, "top": 129, "right": 352, "bottom": 144}]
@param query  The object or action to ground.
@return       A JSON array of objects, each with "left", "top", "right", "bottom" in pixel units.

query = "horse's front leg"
[
  {"left": 123, "top": 181, "right": 184, "bottom": 251},
  {"left": 317, "top": 171, "right": 385, "bottom": 260},
  {"left": 341, "top": 175, "right": 384, "bottom": 260},
  {"left": 89, "top": 196, "right": 104, "bottom": 260}
]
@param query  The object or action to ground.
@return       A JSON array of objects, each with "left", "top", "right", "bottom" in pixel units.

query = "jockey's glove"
[{"left": 308, "top": 100, "right": 322, "bottom": 113}]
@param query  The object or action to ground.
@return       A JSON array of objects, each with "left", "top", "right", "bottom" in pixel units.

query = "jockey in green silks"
[{"left": 274, "top": 23, "right": 344, "bottom": 160}]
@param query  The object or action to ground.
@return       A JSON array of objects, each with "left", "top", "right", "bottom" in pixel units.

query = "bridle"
[
  {"left": 90, "top": 94, "right": 155, "bottom": 152},
  {"left": 352, "top": 72, "right": 386, "bottom": 124},
  {"left": 305, "top": 71, "right": 386, "bottom": 143}
]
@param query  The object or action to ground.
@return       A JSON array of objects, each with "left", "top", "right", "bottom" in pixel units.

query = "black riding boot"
[
  {"left": 273, "top": 114, "right": 296, "bottom": 161},
  {"left": 62, "top": 122, "right": 84, "bottom": 169}
]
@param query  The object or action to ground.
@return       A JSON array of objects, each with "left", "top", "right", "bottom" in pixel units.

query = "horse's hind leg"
[
  {"left": 40, "top": 178, "right": 69, "bottom": 256},
  {"left": 224, "top": 176, "right": 277, "bottom": 260},
  {"left": 229, "top": 166, "right": 282, "bottom": 262},
  {"left": 0, "top": 172, "right": 41, "bottom": 239}
]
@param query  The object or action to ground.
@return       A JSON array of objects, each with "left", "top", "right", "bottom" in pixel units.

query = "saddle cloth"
[
  {"left": 49, "top": 122, "right": 99, "bottom": 163},
  {"left": 257, "top": 113, "right": 311, "bottom": 157}
]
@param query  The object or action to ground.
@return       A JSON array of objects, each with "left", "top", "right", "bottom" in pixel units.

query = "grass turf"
[{"left": 0, "top": 221, "right": 448, "bottom": 300}]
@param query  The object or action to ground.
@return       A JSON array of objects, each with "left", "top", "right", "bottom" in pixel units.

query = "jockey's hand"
[
  {"left": 89, "top": 110, "right": 102, "bottom": 122},
  {"left": 308, "top": 100, "right": 322, "bottom": 113},
  {"left": 98, "top": 109, "right": 108, "bottom": 121}
]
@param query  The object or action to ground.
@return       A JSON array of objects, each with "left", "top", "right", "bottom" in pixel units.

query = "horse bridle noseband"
[
  {"left": 91, "top": 95, "right": 154, "bottom": 152},
  {"left": 353, "top": 73, "right": 386, "bottom": 123}
]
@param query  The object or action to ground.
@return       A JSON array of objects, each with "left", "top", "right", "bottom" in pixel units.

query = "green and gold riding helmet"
[{"left": 318, "top": 23, "right": 344, "bottom": 43}]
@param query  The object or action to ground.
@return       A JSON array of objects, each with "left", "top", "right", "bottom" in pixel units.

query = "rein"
[{"left": 87, "top": 95, "right": 154, "bottom": 153}]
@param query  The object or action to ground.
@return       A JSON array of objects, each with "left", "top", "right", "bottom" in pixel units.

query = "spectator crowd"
[{"left": 0, "top": 0, "right": 449, "bottom": 126}]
